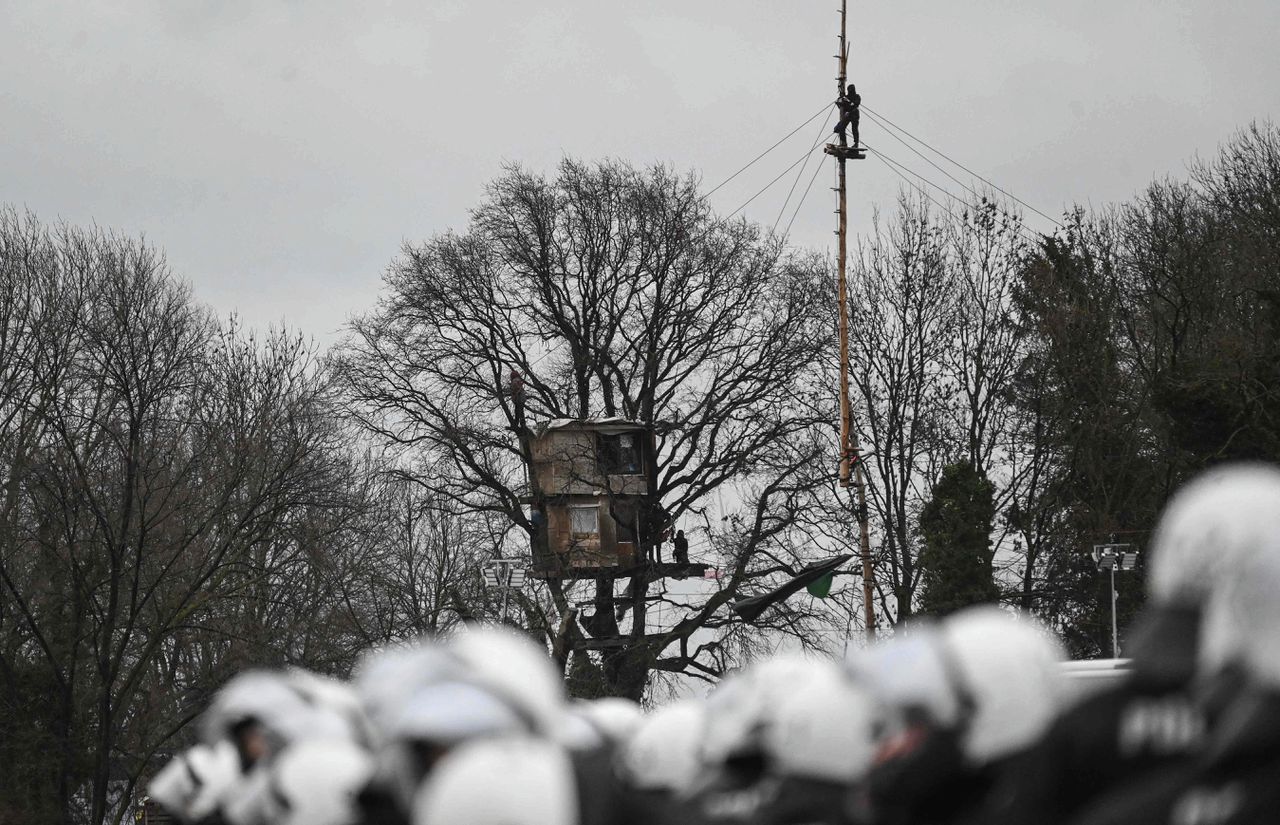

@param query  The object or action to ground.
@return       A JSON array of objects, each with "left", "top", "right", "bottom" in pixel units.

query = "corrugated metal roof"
[{"left": 537, "top": 417, "right": 645, "bottom": 435}]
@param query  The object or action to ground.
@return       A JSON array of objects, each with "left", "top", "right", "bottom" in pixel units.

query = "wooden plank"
[
  {"left": 823, "top": 143, "right": 867, "bottom": 160},
  {"left": 524, "top": 560, "right": 709, "bottom": 581}
]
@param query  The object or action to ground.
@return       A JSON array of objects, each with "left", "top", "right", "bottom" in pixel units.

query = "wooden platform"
[
  {"left": 577, "top": 636, "right": 632, "bottom": 650},
  {"left": 824, "top": 143, "right": 867, "bottom": 160},
  {"left": 528, "top": 561, "right": 708, "bottom": 581},
  {"left": 576, "top": 631, "right": 691, "bottom": 651}
]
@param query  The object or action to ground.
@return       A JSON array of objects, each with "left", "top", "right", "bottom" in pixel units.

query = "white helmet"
[
  {"left": 556, "top": 711, "right": 608, "bottom": 753},
  {"left": 847, "top": 624, "right": 965, "bottom": 729},
  {"left": 569, "top": 697, "right": 644, "bottom": 746},
  {"left": 1198, "top": 534, "right": 1280, "bottom": 687},
  {"left": 147, "top": 742, "right": 239, "bottom": 823},
  {"left": 379, "top": 681, "right": 531, "bottom": 811},
  {"left": 221, "top": 739, "right": 373, "bottom": 825},
  {"left": 448, "top": 626, "right": 568, "bottom": 737},
  {"left": 616, "top": 699, "right": 706, "bottom": 794},
  {"left": 356, "top": 629, "right": 564, "bottom": 741},
  {"left": 271, "top": 740, "right": 374, "bottom": 825},
  {"left": 762, "top": 663, "right": 880, "bottom": 784},
  {"left": 200, "top": 670, "right": 358, "bottom": 763},
  {"left": 285, "top": 669, "right": 376, "bottom": 748},
  {"left": 354, "top": 640, "right": 472, "bottom": 745},
  {"left": 1148, "top": 463, "right": 1280, "bottom": 606},
  {"left": 940, "top": 606, "right": 1065, "bottom": 765},
  {"left": 221, "top": 767, "right": 272, "bottom": 825},
  {"left": 392, "top": 681, "right": 528, "bottom": 744},
  {"left": 700, "top": 655, "right": 818, "bottom": 767},
  {"left": 412, "top": 738, "right": 578, "bottom": 825},
  {"left": 356, "top": 630, "right": 564, "bottom": 815}
]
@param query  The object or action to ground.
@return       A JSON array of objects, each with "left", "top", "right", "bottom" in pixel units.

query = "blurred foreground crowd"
[{"left": 149, "top": 464, "right": 1280, "bottom": 825}]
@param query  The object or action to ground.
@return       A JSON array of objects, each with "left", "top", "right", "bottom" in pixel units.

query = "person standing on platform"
[
  {"left": 834, "top": 84, "right": 861, "bottom": 149},
  {"left": 673, "top": 530, "right": 689, "bottom": 565}
]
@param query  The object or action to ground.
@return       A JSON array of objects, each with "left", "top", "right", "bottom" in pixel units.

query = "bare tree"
[
  {"left": 846, "top": 194, "right": 957, "bottom": 625},
  {"left": 338, "top": 159, "right": 852, "bottom": 698},
  {"left": 330, "top": 469, "right": 509, "bottom": 644},
  {"left": 0, "top": 212, "right": 367, "bottom": 823}
]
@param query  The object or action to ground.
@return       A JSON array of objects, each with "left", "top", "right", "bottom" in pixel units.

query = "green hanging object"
[
  {"left": 733, "top": 555, "right": 851, "bottom": 622},
  {"left": 806, "top": 571, "right": 835, "bottom": 598}
]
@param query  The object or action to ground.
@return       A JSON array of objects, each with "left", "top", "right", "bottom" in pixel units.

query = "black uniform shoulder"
[
  {"left": 758, "top": 776, "right": 866, "bottom": 825},
  {"left": 571, "top": 744, "right": 709, "bottom": 825},
  {"left": 1067, "top": 763, "right": 1193, "bottom": 825},
  {"left": 1072, "top": 755, "right": 1280, "bottom": 825},
  {"left": 1056, "top": 677, "right": 1205, "bottom": 762},
  {"left": 1069, "top": 691, "right": 1280, "bottom": 825},
  {"left": 570, "top": 744, "right": 632, "bottom": 825},
  {"left": 981, "top": 680, "right": 1205, "bottom": 825}
]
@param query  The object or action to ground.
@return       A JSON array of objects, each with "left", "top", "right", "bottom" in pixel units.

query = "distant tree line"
[
  {"left": 0, "top": 213, "right": 498, "bottom": 823},
  {"left": 1, "top": 120, "right": 1277, "bottom": 821},
  {"left": 849, "top": 121, "right": 1280, "bottom": 655}
]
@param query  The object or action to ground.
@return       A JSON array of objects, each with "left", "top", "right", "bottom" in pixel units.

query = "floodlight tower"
[
  {"left": 482, "top": 558, "right": 528, "bottom": 625},
  {"left": 1093, "top": 543, "right": 1140, "bottom": 658}
]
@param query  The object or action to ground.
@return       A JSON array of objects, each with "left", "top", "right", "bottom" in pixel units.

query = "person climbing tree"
[{"left": 834, "top": 84, "right": 861, "bottom": 148}]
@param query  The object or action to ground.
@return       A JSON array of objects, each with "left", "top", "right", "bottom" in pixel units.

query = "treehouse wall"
[
  {"left": 530, "top": 429, "right": 648, "bottom": 497},
  {"left": 527, "top": 420, "right": 653, "bottom": 576}
]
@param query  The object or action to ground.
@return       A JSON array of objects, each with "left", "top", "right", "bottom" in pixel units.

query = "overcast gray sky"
[{"left": 3, "top": 0, "right": 1278, "bottom": 341}]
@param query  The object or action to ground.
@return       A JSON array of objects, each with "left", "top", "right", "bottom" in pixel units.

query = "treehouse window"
[
  {"left": 570, "top": 505, "right": 600, "bottom": 536},
  {"left": 599, "top": 433, "right": 642, "bottom": 475}
]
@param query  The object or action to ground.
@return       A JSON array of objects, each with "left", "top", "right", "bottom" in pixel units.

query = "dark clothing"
[
  {"left": 757, "top": 777, "right": 865, "bottom": 825},
  {"left": 573, "top": 744, "right": 679, "bottom": 825},
  {"left": 867, "top": 724, "right": 967, "bottom": 825},
  {"left": 691, "top": 773, "right": 782, "bottom": 824},
  {"left": 987, "top": 669, "right": 1208, "bottom": 825},
  {"left": 686, "top": 759, "right": 871, "bottom": 825},
  {"left": 356, "top": 783, "right": 411, "bottom": 825},
  {"left": 1070, "top": 692, "right": 1280, "bottom": 825},
  {"left": 1124, "top": 604, "right": 1202, "bottom": 687},
  {"left": 983, "top": 608, "right": 1211, "bottom": 825},
  {"left": 673, "top": 534, "right": 689, "bottom": 565},
  {"left": 691, "top": 769, "right": 865, "bottom": 825},
  {"left": 835, "top": 93, "right": 861, "bottom": 147},
  {"left": 866, "top": 719, "right": 1011, "bottom": 825},
  {"left": 1067, "top": 765, "right": 1192, "bottom": 825},
  {"left": 572, "top": 745, "right": 630, "bottom": 825}
]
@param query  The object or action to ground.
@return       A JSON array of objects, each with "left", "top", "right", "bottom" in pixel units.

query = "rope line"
[
  {"left": 703, "top": 103, "right": 835, "bottom": 201},
  {"left": 524, "top": 106, "right": 833, "bottom": 374},
  {"left": 870, "top": 148, "right": 966, "bottom": 224},
  {"left": 867, "top": 144, "right": 1044, "bottom": 247},
  {"left": 864, "top": 112, "right": 984, "bottom": 204},
  {"left": 773, "top": 107, "right": 837, "bottom": 233},
  {"left": 524, "top": 106, "right": 1046, "bottom": 374},
  {"left": 862, "top": 105, "right": 1064, "bottom": 229},
  {"left": 726, "top": 141, "right": 827, "bottom": 220},
  {"left": 783, "top": 150, "right": 828, "bottom": 237}
]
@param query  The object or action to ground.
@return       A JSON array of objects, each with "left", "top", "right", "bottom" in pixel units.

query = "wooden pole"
[
  {"left": 834, "top": 0, "right": 877, "bottom": 641},
  {"left": 837, "top": 4, "right": 851, "bottom": 488}
]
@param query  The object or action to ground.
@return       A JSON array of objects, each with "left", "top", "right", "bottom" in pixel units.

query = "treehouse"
[{"left": 525, "top": 418, "right": 656, "bottom": 578}]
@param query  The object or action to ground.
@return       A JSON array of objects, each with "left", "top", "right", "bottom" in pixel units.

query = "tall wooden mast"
[{"left": 826, "top": 0, "right": 877, "bottom": 641}]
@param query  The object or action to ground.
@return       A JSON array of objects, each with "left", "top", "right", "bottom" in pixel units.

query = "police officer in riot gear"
[
  {"left": 991, "top": 464, "right": 1280, "bottom": 825},
  {"left": 858, "top": 607, "right": 1065, "bottom": 825},
  {"left": 1070, "top": 504, "right": 1280, "bottom": 825}
]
